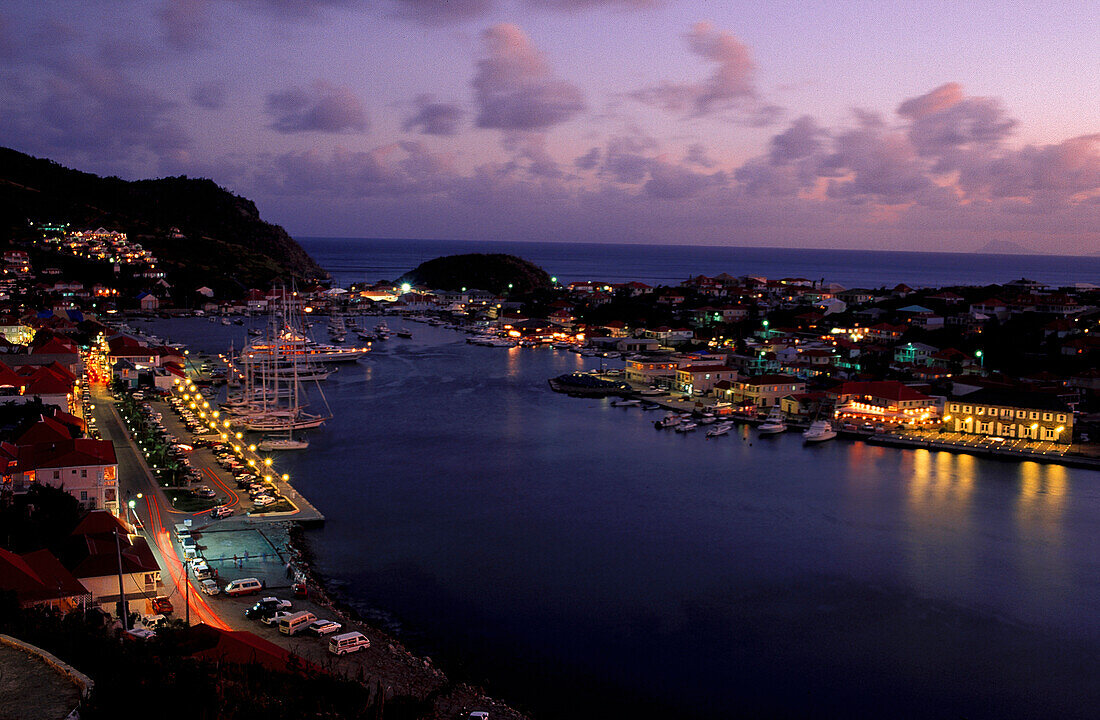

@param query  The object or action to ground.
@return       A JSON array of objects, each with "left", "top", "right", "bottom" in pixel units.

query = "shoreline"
[
  {"left": 283, "top": 523, "right": 533, "bottom": 720},
  {"left": 594, "top": 379, "right": 1099, "bottom": 471}
]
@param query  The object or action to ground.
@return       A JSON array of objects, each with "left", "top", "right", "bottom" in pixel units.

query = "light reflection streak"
[
  {"left": 1014, "top": 462, "right": 1069, "bottom": 597},
  {"left": 904, "top": 450, "right": 976, "bottom": 595}
]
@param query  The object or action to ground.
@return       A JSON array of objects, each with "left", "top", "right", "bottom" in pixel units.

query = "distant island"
[
  {"left": 0, "top": 147, "right": 323, "bottom": 298},
  {"left": 398, "top": 253, "right": 552, "bottom": 294}
]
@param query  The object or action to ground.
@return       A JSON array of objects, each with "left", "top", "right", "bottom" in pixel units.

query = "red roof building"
[{"left": 0, "top": 548, "right": 90, "bottom": 609}]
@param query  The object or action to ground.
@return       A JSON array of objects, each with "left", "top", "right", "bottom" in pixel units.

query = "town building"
[
  {"left": 719, "top": 374, "right": 806, "bottom": 408},
  {"left": 942, "top": 389, "right": 1073, "bottom": 443}
]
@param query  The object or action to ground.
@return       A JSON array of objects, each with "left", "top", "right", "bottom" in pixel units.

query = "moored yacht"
[
  {"left": 802, "top": 420, "right": 837, "bottom": 443},
  {"left": 758, "top": 407, "right": 787, "bottom": 435}
]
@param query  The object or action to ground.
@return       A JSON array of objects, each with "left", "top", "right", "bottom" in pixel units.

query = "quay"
[{"left": 594, "top": 374, "right": 1100, "bottom": 470}]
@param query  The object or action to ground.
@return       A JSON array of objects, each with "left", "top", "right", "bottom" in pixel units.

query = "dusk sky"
[{"left": 2, "top": 1, "right": 1098, "bottom": 253}]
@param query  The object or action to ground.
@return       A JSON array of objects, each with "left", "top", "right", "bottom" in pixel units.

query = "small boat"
[
  {"left": 611, "top": 398, "right": 640, "bottom": 407},
  {"left": 655, "top": 413, "right": 681, "bottom": 429},
  {"left": 675, "top": 422, "right": 698, "bottom": 433},
  {"left": 698, "top": 416, "right": 716, "bottom": 425},
  {"left": 706, "top": 424, "right": 730, "bottom": 438},
  {"left": 758, "top": 407, "right": 787, "bottom": 435},
  {"left": 396, "top": 328, "right": 412, "bottom": 339},
  {"left": 638, "top": 387, "right": 666, "bottom": 397},
  {"left": 803, "top": 420, "right": 837, "bottom": 443},
  {"left": 641, "top": 403, "right": 662, "bottom": 411}
]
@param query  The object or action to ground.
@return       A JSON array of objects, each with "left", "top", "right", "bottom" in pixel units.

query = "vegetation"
[
  {"left": 0, "top": 147, "right": 324, "bottom": 298},
  {"left": 0, "top": 484, "right": 83, "bottom": 553},
  {"left": 398, "top": 253, "right": 551, "bottom": 294},
  {"left": 0, "top": 603, "right": 432, "bottom": 719}
]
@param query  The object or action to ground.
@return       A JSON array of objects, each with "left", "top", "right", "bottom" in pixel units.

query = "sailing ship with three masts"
[{"left": 224, "top": 293, "right": 370, "bottom": 450}]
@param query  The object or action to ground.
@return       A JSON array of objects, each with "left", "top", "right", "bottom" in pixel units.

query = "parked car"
[
  {"left": 224, "top": 577, "right": 263, "bottom": 596},
  {"left": 151, "top": 596, "right": 174, "bottom": 614},
  {"left": 194, "top": 486, "right": 217, "bottom": 499},
  {"left": 200, "top": 579, "right": 220, "bottom": 595},
  {"left": 210, "top": 505, "right": 234, "bottom": 519},
  {"left": 307, "top": 619, "right": 342, "bottom": 636},
  {"left": 254, "top": 495, "right": 277, "bottom": 507},
  {"left": 125, "top": 628, "right": 156, "bottom": 641},
  {"left": 246, "top": 597, "right": 292, "bottom": 619},
  {"left": 261, "top": 611, "right": 292, "bottom": 626}
]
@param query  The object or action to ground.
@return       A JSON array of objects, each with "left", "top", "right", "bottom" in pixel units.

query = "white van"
[
  {"left": 328, "top": 631, "right": 370, "bottom": 655},
  {"left": 173, "top": 523, "right": 191, "bottom": 541},
  {"left": 279, "top": 611, "right": 317, "bottom": 636},
  {"left": 224, "top": 577, "right": 263, "bottom": 596}
]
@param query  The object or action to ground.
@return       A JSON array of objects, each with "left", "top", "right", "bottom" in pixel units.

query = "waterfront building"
[
  {"left": 942, "top": 389, "right": 1073, "bottom": 443},
  {"left": 673, "top": 365, "right": 738, "bottom": 396},
  {"left": 719, "top": 374, "right": 806, "bottom": 408},
  {"left": 830, "top": 380, "right": 939, "bottom": 425}
]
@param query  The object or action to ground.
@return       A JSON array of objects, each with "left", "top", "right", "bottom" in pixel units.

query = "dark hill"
[
  {"left": 398, "top": 253, "right": 551, "bottom": 294},
  {"left": 0, "top": 147, "right": 324, "bottom": 297}
]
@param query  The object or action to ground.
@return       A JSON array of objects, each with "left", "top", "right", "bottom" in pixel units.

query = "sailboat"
[{"left": 232, "top": 293, "right": 333, "bottom": 433}]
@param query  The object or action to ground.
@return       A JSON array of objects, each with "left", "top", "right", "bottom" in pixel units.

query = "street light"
[{"left": 975, "top": 349, "right": 984, "bottom": 368}]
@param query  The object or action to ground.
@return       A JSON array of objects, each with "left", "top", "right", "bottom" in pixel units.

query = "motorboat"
[
  {"left": 611, "top": 398, "right": 640, "bottom": 407},
  {"left": 706, "top": 424, "right": 731, "bottom": 438},
  {"left": 758, "top": 407, "right": 787, "bottom": 435},
  {"left": 803, "top": 420, "right": 838, "bottom": 443},
  {"left": 675, "top": 422, "right": 698, "bottom": 433},
  {"left": 655, "top": 413, "right": 681, "bottom": 429}
]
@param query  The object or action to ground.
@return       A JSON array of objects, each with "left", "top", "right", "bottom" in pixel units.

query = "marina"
[{"left": 142, "top": 314, "right": 1100, "bottom": 720}]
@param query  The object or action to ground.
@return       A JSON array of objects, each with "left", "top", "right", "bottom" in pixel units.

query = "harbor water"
[{"left": 147, "top": 317, "right": 1100, "bottom": 719}]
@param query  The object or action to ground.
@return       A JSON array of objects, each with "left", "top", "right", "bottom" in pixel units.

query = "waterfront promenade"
[{"left": 90, "top": 378, "right": 526, "bottom": 719}]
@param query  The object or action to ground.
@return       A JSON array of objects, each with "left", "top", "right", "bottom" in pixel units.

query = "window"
[
  {"left": 1029, "top": 412, "right": 1038, "bottom": 420},
  {"left": 1043, "top": 413, "right": 1052, "bottom": 421},
  {"left": 1057, "top": 414, "right": 1066, "bottom": 422},
  {"left": 80, "top": 491, "right": 87, "bottom": 501},
  {"left": 963, "top": 406, "right": 972, "bottom": 414},
  {"left": 53, "top": 471, "right": 60, "bottom": 480},
  {"left": 950, "top": 403, "right": 959, "bottom": 412},
  {"left": 81, "top": 469, "right": 87, "bottom": 478},
  {"left": 1017, "top": 410, "right": 1026, "bottom": 419}
]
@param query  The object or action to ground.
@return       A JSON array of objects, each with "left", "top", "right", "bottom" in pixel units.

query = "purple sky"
[{"left": 2, "top": 1, "right": 1098, "bottom": 253}]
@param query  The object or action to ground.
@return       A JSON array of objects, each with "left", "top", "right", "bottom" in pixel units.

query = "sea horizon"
[{"left": 297, "top": 236, "right": 1100, "bottom": 290}]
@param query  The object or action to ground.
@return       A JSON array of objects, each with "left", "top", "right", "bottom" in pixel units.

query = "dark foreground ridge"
[{"left": 0, "top": 147, "right": 324, "bottom": 297}]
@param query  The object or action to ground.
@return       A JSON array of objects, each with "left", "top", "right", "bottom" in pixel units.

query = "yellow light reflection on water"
[
  {"left": 904, "top": 450, "right": 977, "bottom": 596},
  {"left": 506, "top": 344, "right": 521, "bottom": 378},
  {"left": 1015, "top": 462, "right": 1070, "bottom": 600}
]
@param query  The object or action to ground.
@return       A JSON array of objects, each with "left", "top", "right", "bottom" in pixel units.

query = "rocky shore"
[{"left": 284, "top": 524, "right": 532, "bottom": 720}]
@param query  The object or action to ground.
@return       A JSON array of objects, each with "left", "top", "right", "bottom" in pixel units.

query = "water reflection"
[
  {"left": 506, "top": 345, "right": 521, "bottom": 378},
  {"left": 1014, "top": 463, "right": 1069, "bottom": 604},
  {"left": 904, "top": 450, "right": 976, "bottom": 595}
]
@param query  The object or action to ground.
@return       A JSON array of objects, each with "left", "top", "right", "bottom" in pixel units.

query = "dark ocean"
[{"left": 297, "top": 236, "right": 1100, "bottom": 289}]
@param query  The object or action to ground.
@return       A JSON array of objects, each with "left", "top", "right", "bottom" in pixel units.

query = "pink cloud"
[
  {"left": 472, "top": 24, "right": 586, "bottom": 131},
  {"left": 630, "top": 22, "right": 761, "bottom": 118}
]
